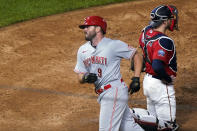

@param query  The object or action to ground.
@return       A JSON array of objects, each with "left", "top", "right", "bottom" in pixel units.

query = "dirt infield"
[{"left": 0, "top": 0, "right": 196, "bottom": 130}]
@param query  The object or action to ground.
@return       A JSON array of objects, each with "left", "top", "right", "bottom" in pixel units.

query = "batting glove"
[
  {"left": 82, "top": 73, "right": 97, "bottom": 83},
  {"left": 129, "top": 77, "right": 140, "bottom": 94}
]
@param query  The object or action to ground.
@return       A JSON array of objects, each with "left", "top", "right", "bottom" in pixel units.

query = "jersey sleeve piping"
[
  {"left": 158, "top": 36, "right": 174, "bottom": 51},
  {"left": 169, "top": 43, "right": 176, "bottom": 73},
  {"left": 129, "top": 48, "right": 137, "bottom": 59}
]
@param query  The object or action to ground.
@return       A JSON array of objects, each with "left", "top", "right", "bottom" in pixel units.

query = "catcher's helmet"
[
  {"left": 150, "top": 5, "right": 178, "bottom": 31},
  {"left": 79, "top": 16, "right": 107, "bottom": 34}
]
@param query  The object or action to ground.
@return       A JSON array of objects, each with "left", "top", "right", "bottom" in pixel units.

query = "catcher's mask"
[
  {"left": 150, "top": 5, "right": 178, "bottom": 31},
  {"left": 79, "top": 16, "right": 107, "bottom": 34}
]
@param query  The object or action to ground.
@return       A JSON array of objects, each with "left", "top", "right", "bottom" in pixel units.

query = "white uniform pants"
[
  {"left": 98, "top": 82, "right": 144, "bottom": 131},
  {"left": 143, "top": 74, "right": 176, "bottom": 122}
]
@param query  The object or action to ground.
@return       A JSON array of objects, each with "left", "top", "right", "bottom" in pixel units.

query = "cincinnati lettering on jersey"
[{"left": 83, "top": 56, "right": 107, "bottom": 67}]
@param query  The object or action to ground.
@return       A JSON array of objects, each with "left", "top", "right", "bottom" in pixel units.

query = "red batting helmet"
[{"left": 79, "top": 16, "right": 107, "bottom": 34}]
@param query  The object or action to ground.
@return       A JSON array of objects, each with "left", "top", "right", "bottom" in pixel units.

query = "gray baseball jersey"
[
  {"left": 74, "top": 37, "right": 144, "bottom": 131},
  {"left": 74, "top": 37, "right": 136, "bottom": 89}
]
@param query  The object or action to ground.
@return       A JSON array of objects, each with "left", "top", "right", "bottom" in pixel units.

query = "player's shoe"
[
  {"left": 158, "top": 122, "right": 179, "bottom": 131},
  {"left": 172, "top": 123, "right": 179, "bottom": 131}
]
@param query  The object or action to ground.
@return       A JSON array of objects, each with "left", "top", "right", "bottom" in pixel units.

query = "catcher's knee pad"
[{"left": 130, "top": 108, "right": 179, "bottom": 131}]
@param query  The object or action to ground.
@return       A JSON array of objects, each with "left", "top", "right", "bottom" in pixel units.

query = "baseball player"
[
  {"left": 74, "top": 16, "right": 144, "bottom": 131},
  {"left": 130, "top": 5, "right": 179, "bottom": 131}
]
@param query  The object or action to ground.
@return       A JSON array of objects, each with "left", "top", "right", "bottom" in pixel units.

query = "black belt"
[{"left": 147, "top": 73, "right": 162, "bottom": 80}]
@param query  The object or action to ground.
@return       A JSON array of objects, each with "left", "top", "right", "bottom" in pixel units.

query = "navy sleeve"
[{"left": 152, "top": 59, "right": 172, "bottom": 83}]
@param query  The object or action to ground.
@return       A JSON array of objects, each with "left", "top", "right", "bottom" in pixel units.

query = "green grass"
[{"left": 0, "top": 0, "right": 134, "bottom": 27}]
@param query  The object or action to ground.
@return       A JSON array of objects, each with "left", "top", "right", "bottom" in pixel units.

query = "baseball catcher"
[{"left": 132, "top": 5, "right": 179, "bottom": 131}]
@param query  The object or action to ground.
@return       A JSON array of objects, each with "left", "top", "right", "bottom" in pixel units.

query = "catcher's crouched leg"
[{"left": 130, "top": 108, "right": 179, "bottom": 131}]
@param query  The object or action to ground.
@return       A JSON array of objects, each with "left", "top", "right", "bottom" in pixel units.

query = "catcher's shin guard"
[{"left": 130, "top": 108, "right": 179, "bottom": 131}]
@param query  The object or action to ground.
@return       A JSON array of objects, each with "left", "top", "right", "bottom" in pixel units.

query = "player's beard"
[
  {"left": 85, "top": 31, "right": 96, "bottom": 41},
  {"left": 166, "top": 19, "right": 172, "bottom": 31}
]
